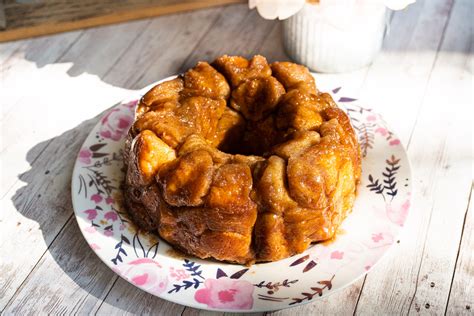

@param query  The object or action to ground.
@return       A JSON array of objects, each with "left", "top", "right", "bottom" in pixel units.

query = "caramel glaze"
[{"left": 123, "top": 55, "right": 361, "bottom": 264}]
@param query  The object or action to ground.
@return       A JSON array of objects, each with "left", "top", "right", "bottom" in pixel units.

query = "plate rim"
[{"left": 71, "top": 76, "right": 413, "bottom": 313}]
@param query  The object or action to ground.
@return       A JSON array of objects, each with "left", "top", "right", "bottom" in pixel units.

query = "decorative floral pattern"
[
  {"left": 99, "top": 101, "right": 135, "bottom": 141},
  {"left": 170, "top": 267, "right": 190, "bottom": 281},
  {"left": 168, "top": 259, "right": 205, "bottom": 294},
  {"left": 71, "top": 83, "right": 412, "bottom": 312},
  {"left": 195, "top": 278, "right": 254, "bottom": 310},
  {"left": 367, "top": 155, "right": 400, "bottom": 201},
  {"left": 114, "top": 258, "right": 168, "bottom": 296},
  {"left": 79, "top": 148, "right": 93, "bottom": 164},
  {"left": 289, "top": 276, "right": 334, "bottom": 305},
  {"left": 290, "top": 254, "right": 318, "bottom": 273},
  {"left": 254, "top": 279, "right": 299, "bottom": 299}
]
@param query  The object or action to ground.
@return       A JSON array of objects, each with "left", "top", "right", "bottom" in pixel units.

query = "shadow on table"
[
  {"left": 10, "top": 0, "right": 462, "bottom": 93},
  {"left": 14, "top": 6, "right": 285, "bottom": 91},
  {"left": 10, "top": 113, "right": 187, "bottom": 313}
]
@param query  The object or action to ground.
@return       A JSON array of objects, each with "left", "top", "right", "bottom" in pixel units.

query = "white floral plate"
[{"left": 71, "top": 78, "right": 412, "bottom": 312}]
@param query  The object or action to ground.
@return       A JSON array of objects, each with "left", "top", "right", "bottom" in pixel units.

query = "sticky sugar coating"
[{"left": 123, "top": 55, "right": 361, "bottom": 264}]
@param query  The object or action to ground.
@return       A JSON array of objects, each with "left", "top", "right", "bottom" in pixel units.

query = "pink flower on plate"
[
  {"left": 104, "top": 211, "right": 118, "bottom": 221},
  {"left": 79, "top": 148, "right": 92, "bottom": 164},
  {"left": 114, "top": 258, "right": 168, "bottom": 295},
  {"left": 372, "top": 233, "right": 384, "bottom": 243},
  {"left": 330, "top": 251, "right": 344, "bottom": 260},
  {"left": 375, "top": 127, "right": 388, "bottom": 136},
  {"left": 123, "top": 100, "right": 138, "bottom": 109},
  {"left": 169, "top": 267, "right": 190, "bottom": 281},
  {"left": 386, "top": 199, "right": 410, "bottom": 226},
  {"left": 195, "top": 278, "right": 254, "bottom": 310},
  {"left": 105, "top": 196, "right": 114, "bottom": 205},
  {"left": 367, "top": 232, "right": 394, "bottom": 248},
  {"left": 91, "top": 194, "right": 103, "bottom": 203},
  {"left": 99, "top": 108, "right": 133, "bottom": 141},
  {"left": 389, "top": 139, "right": 401, "bottom": 146},
  {"left": 119, "top": 224, "right": 126, "bottom": 231},
  {"left": 362, "top": 219, "right": 395, "bottom": 249},
  {"left": 84, "top": 209, "right": 97, "bottom": 220}
]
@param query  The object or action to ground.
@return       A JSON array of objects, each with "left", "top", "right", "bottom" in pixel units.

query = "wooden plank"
[
  {"left": 0, "top": 1, "right": 6, "bottom": 30},
  {"left": 103, "top": 3, "right": 278, "bottom": 88},
  {"left": 2, "top": 219, "right": 118, "bottom": 314},
  {"left": 0, "top": 37, "right": 25, "bottom": 61},
  {"left": 269, "top": 0, "right": 454, "bottom": 314},
  {"left": 0, "top": 114, "right": 101, "bottom": 311},
  {"left": 0, "top": 31, "right": 82, "bottom": 122},
  {"left": 0, "top": 31, "right": 86, "bottom": 308},
  {"left": 257, "top": 23, "right": 289, "bottom": 63},
  {"left": 357, "top": 0, "right": 455, "bottom": 144},
  {"left": 355, "top": 0, "right": 472, "bottom": 314},
  {"left": 176, "top": 280, "right": 363, "bottom": 316},
  {"left": 103, "top": 5, "right": 229, "bottom": 89},
  {"left": 0, "top": 19, "right": 150, "bottom": 197},
  {"left": 0, "top": 18, "right": 153, "bottom": 123},
  {"left": 0, "top": 6, "right": 220, "bottom": 195},
  {"left": 0, "top": 0, "right": 244, "bottom": 42},
  {"left": 179, "top": 5, "right": 276, "bottom": 72},
  {"left": 0, "top": 18, "right": 151, "bottom": 308},
  {"left": 0, "top": 7, "right": 223, "bottom": 312},
  {"left": 404, "top": 0, "right": 473, "bottom": 312},
  {"left": 182, "top": 309, "right": 262, "bottom": 316},
  {"left": 183, "top": 310, "right": 222, "bottom": 316},
  {"left": 446, "top": 186, "right": 473, "bottom": 315},
  {"left": 95, "top": 278, "right": 186, "bottom": 315},
  {"left": 270, "top": 281, "right": 365, "bottom": 316}
]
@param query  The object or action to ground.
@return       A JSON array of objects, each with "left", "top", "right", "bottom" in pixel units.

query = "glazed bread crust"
[{"left": 124, "top": 55, "right": 361, "bottom": 264}]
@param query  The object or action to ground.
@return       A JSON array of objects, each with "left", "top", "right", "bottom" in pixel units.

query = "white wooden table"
[{"left": 0, "top": 1, "right": 472, "bottom": 315}]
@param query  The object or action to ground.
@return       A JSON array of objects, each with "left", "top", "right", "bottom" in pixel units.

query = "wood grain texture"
[
  {"left": 0, "top": 0, "right": 244, "bottom": 42},
  {"left": 182, "top": 309, "right": 263, "bottom": 316},
  {"left": 269, "top": 281, "right": 365, "bottom": 316},
  {"left": 0, "top": 30, "right": 83, "bottom": 122},
  {"left": 102, "top": 6, "right": 227, "bottom": 89},
  {"left": 446, "top": 186, "right": 473, "bottom": 315},
  {"left": 179, "top": 5, "right": 276, "bottom": 71},
  {"left": 0, "top": 30, "right": 86, "bottom": 308},
  {"left": 358, "top": 0, "right": 454, "bottom": 144},
  {"left": 343, "top": 2, "right": 458, "bottom": 313},
  {"left": 1, "top": 7, "right": 222, "bottom": 312},
  {"left": 2, "top": 219, "right": 117, "bottom": 314},
  {"left": 0, "top": 115, "right": 102, "bottom": 311},
  {"left": 96, "top": 277, "right": 186, "bottom": 315},
  {"left": 0, "top": 1, "right": 6, "bottom": 30},
  {"left": 403, "top": 0, "right": 472, "bottom": 313},
  {"left": 0, "top": 2, "right": 472, "bottom": 315},
  {"left": 278, "top": 1, "right": 459, "bottom": 314},
  {"left": 354, "top": 0, "right": 473, "bottom": 314}
]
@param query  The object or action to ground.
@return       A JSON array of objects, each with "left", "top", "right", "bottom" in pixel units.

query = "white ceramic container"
[{"left": 282, "top": 2, "right": 388, "bottom": 73}]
